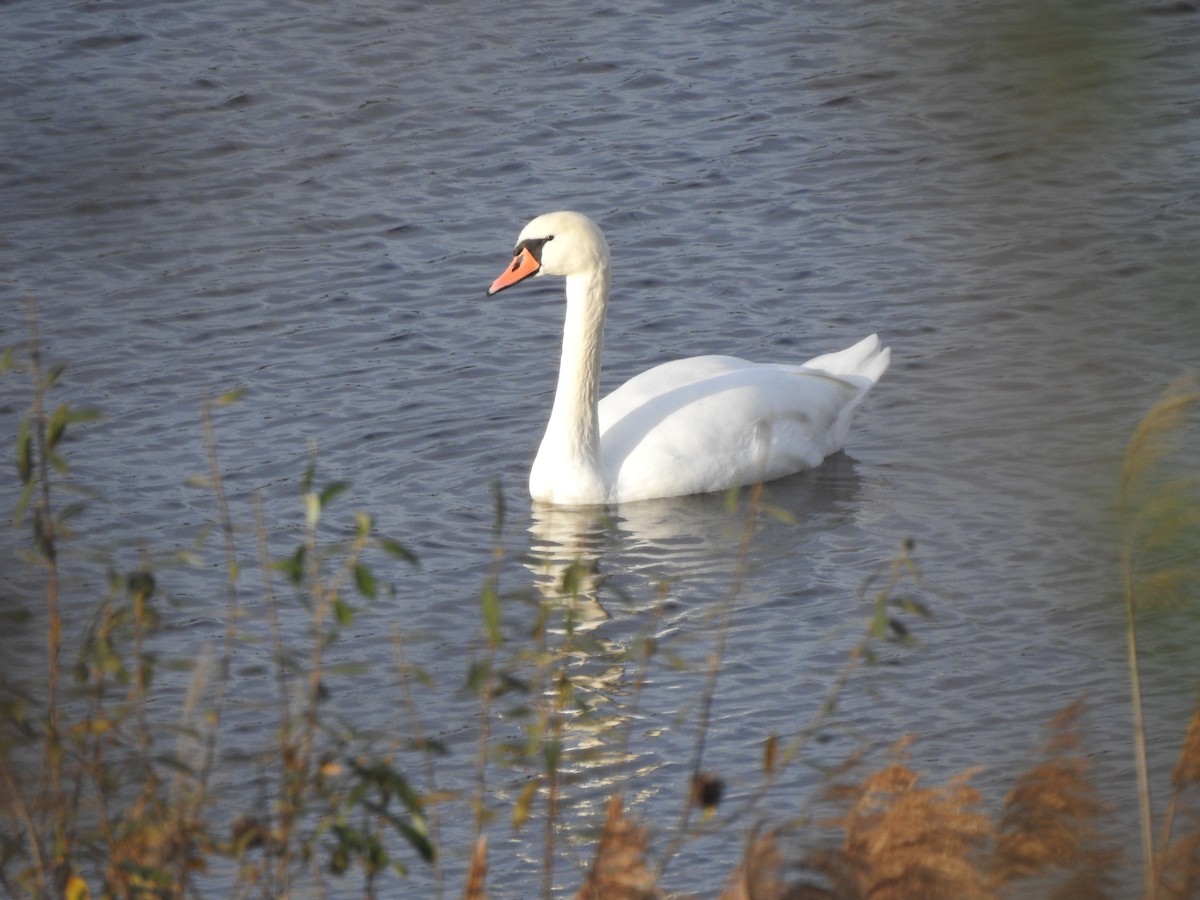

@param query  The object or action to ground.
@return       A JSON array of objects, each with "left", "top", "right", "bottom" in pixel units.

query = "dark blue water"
[{"left": 3, "top": 0, "right": 1200, "bottom": 895}]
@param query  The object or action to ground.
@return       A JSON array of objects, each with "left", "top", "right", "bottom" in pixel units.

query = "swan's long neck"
[{"left": 533, "top": 261, "right": 610, "bottom": 502}]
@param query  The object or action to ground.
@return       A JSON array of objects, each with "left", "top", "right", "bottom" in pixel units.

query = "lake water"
[{"left": 3, "top": 0, "right": 1200, "bottom": 895}]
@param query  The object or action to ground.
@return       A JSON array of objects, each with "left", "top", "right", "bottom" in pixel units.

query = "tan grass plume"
[{"left": 575, "top": 794, "right": 661, "bottom": 900}]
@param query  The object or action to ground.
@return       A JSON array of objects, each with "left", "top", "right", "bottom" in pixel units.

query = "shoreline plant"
[{"left": 2, "top": 310, "right": 1198, "bottom": 898}]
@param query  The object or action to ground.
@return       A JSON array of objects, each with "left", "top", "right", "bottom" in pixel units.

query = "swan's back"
[{"left": 598, "top": 335, "right": 889, "bottom": 503}]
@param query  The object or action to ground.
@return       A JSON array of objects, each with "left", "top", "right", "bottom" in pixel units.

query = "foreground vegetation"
[{"left": 2, "top": 313, "right": 1199, "bottom": 898}]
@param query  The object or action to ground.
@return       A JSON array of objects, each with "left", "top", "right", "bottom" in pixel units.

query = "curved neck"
[{"left": 536, "top": 262, "right": 610, "bottom": 494}]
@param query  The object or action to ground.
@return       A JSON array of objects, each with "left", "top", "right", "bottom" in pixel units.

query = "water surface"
[{"left": 3, "top": 0, "right": 1200, "bottom": 894}]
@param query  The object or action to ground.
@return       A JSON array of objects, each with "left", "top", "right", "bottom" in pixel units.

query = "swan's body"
[{"left": 487, "top": 211, "right": 889, "bottom": 506}]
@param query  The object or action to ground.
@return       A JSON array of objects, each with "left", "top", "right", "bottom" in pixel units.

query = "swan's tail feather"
[
  {"left": 861, "top": 343, "right": 891, "bottom": 385},
  {"left": 802, "top": 334, "right": 890, "bottom": 386}
]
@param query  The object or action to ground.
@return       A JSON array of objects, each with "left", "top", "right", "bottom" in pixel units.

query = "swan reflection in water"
[
  {"left": 514, "top": 458, "right": 868, "bottom": 839},
  {"left": 525, "top": 453, "right": 867, "bottom": 624}
]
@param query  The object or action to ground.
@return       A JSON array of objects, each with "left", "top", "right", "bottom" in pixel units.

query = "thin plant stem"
[
  {"left": 1122, "top": 536, "right": 1156, "bottom": 898},
  {"left": 618, "top": 597, "right": 666, "bottom": 761},
  {"left": 540, "top": 663, "right": 572, "bottom": 900},
  {"left": 472, "top": 499, "right": 507, "bottom": 845},
  {"left": 253, "top": 489, "right": 292, "bottom": 894},
  {"left": 543, "top": 721, "right": 558, "bottom": 900},
  {"left": 0, "top": 758, "right": 48, "bottom": 896},
  {"left": 25, "top": 300, "right": 68, "bottom": 892},
  {"left": 84, "top": 606, "right": 119, "bottom": 877},
  {"left": 725, "top": 542, "right": 919, "bottom": 829},
  {"left": 655, "top": 480, "right": 764, "bottom": 881},
  {"left": 182, "top": 396, "right": 244, "bottom": 889},
  {"left": 1117, "top": 381, "right": 1199, "bottom": 897},
  {"left": 391, "top": 627, "right": 443, "bottom": 900},
  {"left": 124, "top": 561, "right": 163, "bottom": 832},
  {"left": 1151, "top": 773, "right": 1179, "bottom": 896}
]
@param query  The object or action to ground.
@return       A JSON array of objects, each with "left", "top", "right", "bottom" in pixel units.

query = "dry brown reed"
[
  {"left": 1174, "top": 704, "right": 1200, "bottom": 789},
  {"left": 1156, "top": 702, "right": 1200, "bottom": 900},
  {"left": 813, "top": 738, "right": 993, "bottom": 900},
  {"left": 991, "top": 698, "right": 1120, "bottom": 898},
  {"left": 575, "top": 794, "right": 661, "bottom": 900},
  {"left": 1157, "top": 825, "right": 1200, "bottom": 900},
  {"left": 463, "top": 833, "right": 488, "bottom": 900},
  {"left": 718, "top": 829, "right": 790, "bottom": 900}
]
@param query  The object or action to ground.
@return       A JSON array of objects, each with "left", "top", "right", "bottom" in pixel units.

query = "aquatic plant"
[
  {"left": 2, "top": 309, "right": 1199, "bottom": 898},
  {"left": 1117, "top": 377, "right": 1200, "bottom": 896},
  {"left": 1, "top": 306, "right": 428, "bottom": 897}
]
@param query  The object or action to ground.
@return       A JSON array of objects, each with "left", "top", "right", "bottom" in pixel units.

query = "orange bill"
[{"left": 487, "top": 247, "right": 541, "bottom": 296}]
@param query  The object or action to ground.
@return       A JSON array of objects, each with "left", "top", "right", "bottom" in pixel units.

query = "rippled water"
[{"left": 4, "top": 0, "right": 1200, "bottom": 895}]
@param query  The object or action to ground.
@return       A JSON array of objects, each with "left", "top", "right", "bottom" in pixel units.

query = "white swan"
[{"left": 487, "top": 211, "right": 889, "bottom": 506}]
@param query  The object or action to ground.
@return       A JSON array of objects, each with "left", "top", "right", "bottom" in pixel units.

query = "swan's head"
[{"left": 487, "top": 211, "right": 610, "bottom": 296}]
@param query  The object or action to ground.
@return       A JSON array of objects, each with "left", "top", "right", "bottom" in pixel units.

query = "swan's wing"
[
  {"left": 599, "top": 355, "right": 751, "bottom": 418},
  {"left": 597, "top": 357, "right": 872, "bottom": 501}
]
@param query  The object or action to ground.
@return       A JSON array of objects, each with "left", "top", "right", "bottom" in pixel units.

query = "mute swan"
[{"left": 487, "top": 211, "right": 889, "bottom": 506}]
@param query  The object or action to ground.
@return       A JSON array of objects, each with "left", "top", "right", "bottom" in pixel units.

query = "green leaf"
[
  {"left": 16, "top": 413, "right": 32, "bottom": 484},
  {"left": 512, "top": 778, "right": 540, "bottom": 830},
  {"left": 68, "top": 407, "right": 103, "bottom": 425},
  {"left": 333, "top": 597, "right": 354, "bottom": 626},
  {"left": 48, "top": 451, "right": 69, "bottom": 475},
  {"left": 57, "top": 501, "right": 90, "bottom": 523},
  {"left": 760, "top": 500, "right": 797, "bottom": 525},
  {"left": 490, "top": 480, "right": 506, "bottom": 535},
  {"left": 140, "top": 654, "right": 157, "bottom": 690},
  {"left": 892, "top": 596, "right": 932, "bottom": 619},
  {"left": 353, "top": 563, "right": 377, "bottom": 599},
  {"left": 32, "top": 511, "right": 56, "bottom": 562},
  {"left": 329, "top": 825, "right": 353, "bottom": 874},
  {"left": 45, "top": 362, "right": 67, "bottom": 389},
  {"left": 408, "top": 735, "right": 448, "bottom": 756},
  {"left": 378, "top": 537, "right": 419, "bottom": 566},
  {"left": 0, "top": 607, "right": 32, "bottom": 626},
  {"left": 274, "top": 546, "right": 307, "bottom": 586},
  {"left": 14, "top": 479, "right": 35, "bottom": 528},
  {"left": 354, "top": 510, "right": 372, "bottom": 540},
  {"left": 496, "top": 672, "right": 530, "bottom": 698},
  {"left": 397, "top": 822, "right": 435, "bottom": 862},
  {"left": 319, "top": 481, "right": 350, "bottom": 509},
  {"left": 367, "top": 840, "right": 389, "bottom": 874},
  {"left": 127, "top": 569, "right": 156, "bottom": 601},
  {"left": 869, "top": 597, "right": 889, "bottom": 640},
  {"left": 304, "top": 492, "right": 321, "bottom": 530},
  {"left": 542, "top": 738, "right": 562, "bottom": 773},
  {"left": 48, "top": 404, "right": 69, "bottom": 450},
  {"left": 888, "top": 617, "right": 912, "bottom": 642},
  {"left": 215, "top": 387, "right": 246, "bottom": 406},
  {"left": 465, "top": 659, "right": 490, "bottom": 695},
  {"left": 46, "top": 405, "right": 102, "bottom": 451},
  {"left": 480, "top": 582, "right": 502, "bottom": 645},
  {"left": 559, "top": 559, "right": 590, "bottom": 598}
]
